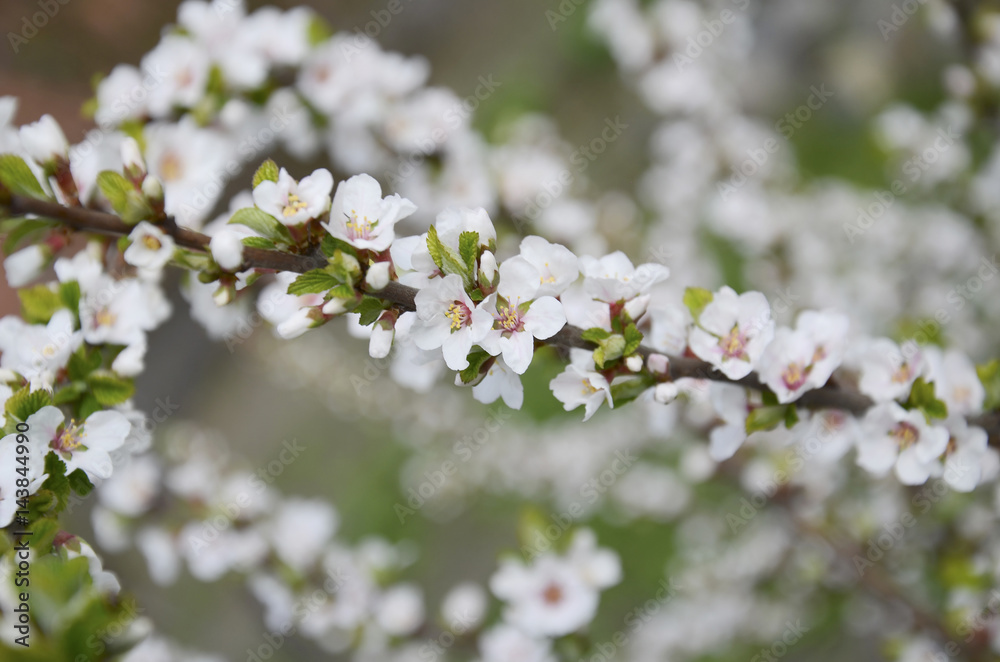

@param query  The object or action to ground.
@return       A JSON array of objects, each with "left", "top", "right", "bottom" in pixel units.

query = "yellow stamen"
[
  {"left": 282, "top": 193, "right": 309, "bottom": 218},
  {"left": 159, "top": 153, "right": 183, "bottom": 182},
  {"left": 142, "top": 235, "right": 162, "bottom": 251}
]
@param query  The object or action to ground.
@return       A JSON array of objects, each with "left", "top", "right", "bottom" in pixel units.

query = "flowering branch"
[{"left": 7, "top": 192, "right": 999, "bottom": 446}]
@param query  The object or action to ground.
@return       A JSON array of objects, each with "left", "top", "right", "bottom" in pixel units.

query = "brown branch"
[{"left": 7, "top": 194, "right": 1000, "bottom": 443}]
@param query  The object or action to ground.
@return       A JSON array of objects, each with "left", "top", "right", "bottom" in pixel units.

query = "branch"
[{"left": 8, "top": 194, "right": 1000, "bottom": 443}]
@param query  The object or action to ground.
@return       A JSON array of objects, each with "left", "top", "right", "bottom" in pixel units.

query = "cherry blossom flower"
[
  {"left": 19, "top": 114, "right": 68, "bottom": 164},
  {"left": 857, "top": 403, "right": 948, "bottom": 484},
  {"left": 689, "top": 286, "right": 774, "bottom": 380},
  {"left": 124, "top": 222, "right": 176, "bottom": 272},
  {"left": 255, "top": 167, "right": 334, "bottom": 227},
  {"left": 857, "top": 338, "right": 925, "bottom": 403},
  {"left": 926, "top": 347, "right": 985, "bottom": 416},
  {"left": 517, "top": 236, "right": 580, "bottom": 297},
  {"left": 579, "top": 251, "right": 670, "bottom": 303},
  {"left": 140, "top": 35, "right": 211, "bottom": 116},
  {"left": 0, "top": 309, "right": 83, "bottom": 389},
  {"left": 0, "top": 411, "right": 51, "bottom": 526},
  {"left": 480, "top": 257, "right": 567, "bottom": 374},
  {"left": 479, "top": 624, "right": 555, "bottom": 662},
  {"left": 470, "top": 357, "right": 524, "bottom": 409},
  {"left": 323, "top": 174, "right": 416, "bottom": 251},
  {"left": 758, "top": 310, "right": 849, "bottom": 403},
  {"left": 940, "top": 417, "right": 994, "bottom": 492},
  {"left": 34, "top": 405, "right": 132, "bottom": 481},
  {"left": 550, "top": 348, "right": 613, "bottom": 421},
  {"left": 4, "top": 244, "right": 50, "bottom": 288},
  {"left": 412, "top": 274, "right": 493, "bottom": 370}
]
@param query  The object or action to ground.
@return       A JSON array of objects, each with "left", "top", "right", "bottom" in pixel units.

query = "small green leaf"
[
  {"left": 459, "top": 349, "right": 494, "bottom": 385},
  {"left": 581, "top": 327, "right": 612, "bottom": 343},
  {"left": 746, "top": 406, "right": 787, "bottom": 434},
  {"left": 328, "top": 283, "right": 355, "bottom": 299},
  {"left": 96, "top": 170, "right": 135, "bottom": 213},
  {"left": 593, "top": 335, "right": 626, "bottom": 369},
  {"left": 229, "top": 207, "right": 295, "bottom": 245},
  {"left": 610, "top": 375, "right": 655, "bottom": 406},
  {"left": 287, "top": 269, "right": 338, "bottom": 296},
  {"left": 26, "top": 517, "right": 61, "bottom": 551},
  {"left": 321, "top": 234, "right": 358, "bottom": 259},
  {"left": 241, "top": 236, "right": 276, "bottom": 250},
  {"left": 67, "top": 469, "right": 94, "bottom": 497},
  {"left": 53, "top": 382, "right": 88, "bottom": 406},
  {"left": 86, "top": 371, "right": 135, "bottom": 406},
  {"left": 77, "top": 393, "right": 101, "bottom": 420},
  {"left": 5, "top": 387, "right": 53, "bottom": 422},
  {"left": 683, "top": 287, "right": 714, "bottom": 321},
  {"left": 2, "top": 217, "right": 56, "bottom": 254},
  {"left": 18, "top": 284, "right": 63, "bottom": 323},
  {"left": 906, "top": 377, "right": 949, "bottom": 421},
  {"left": 252, "top": 159, "right": 280, "bottom": 188},
  {"left": 623, "top": 323, "right": 643, "bottom": 356},
  {"left": 0, "top": 153, "right": 47, "bottom": 199},
  {"left": 761, "top": 390, "right": 780, "bottom": 407},
  {"left": 784, "top": 405, "right": 800, "bottom": 429},
  {"left": 458, "top": 231, "right": 480, "bottom": 275},
  {"left": 40, "top": 452, "right": 70, "bottom": 514},
  {"left": 354, "top": 296, "right": 388, "bottom": 326},
  {"left": 67, "top": 345, "right": 102, "bottom": 381},
  {"left": 59, "top": 280, "right": 81, "bottom": 316},
  {"left": 426, "top": 225, "right": 471, "bottom": 285}
]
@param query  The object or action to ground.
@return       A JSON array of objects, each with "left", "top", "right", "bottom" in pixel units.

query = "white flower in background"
[
  {"left": 857, "top": 338, "right": 925, "bottom": 403},
  {"left": 178, "top": 0, "right": 270, "bottom": 90},
  {"left": 19, "top": 114, "right": 68, "bottom": 164},
  {"left": 689, "top": 286, "right": 774, "bottom": 380},
  {"left": 759, "top": 311, "right": 849, "bottom": 404},
  {"left": 0, "top": 410, "right": 51, "bottom": 527},
  {"left": 209, "top": 228, "right": 245, "bottom": 271},
  {"left": 0, "top": 309, "right": 83, "bottom": 389},
  {"left": 645, "top": 301, "right": 691, "bottom": 355},
  {"left": 491, "top": 530, "right": 619, "bottom": 637},
  {"left": 479, "top": 624, "right": 556, "bottom": 662},
  {"left": 4, "top": 244, "right": 50, "bottom": 288},
  {"left": 140, "top": 35, "right": 211, "bottom": 116},
  {"left": 123, "top": 222, "right": 175, "bottom": 272},
  {"left": 265, "top": 498, "right": 338, "bottom": 572},
  {"left": 135, "top": 527, "right": 180, "bottom": 586},
  {"left": 925, "top": 347, "right": 984, "bottom": 416},
  {"left": 579, "top": 251, "right": 670, "bottom": 303},
  {"left": 97, "top": 454, "right": 161, "bottom": 517},
  {"left": 40, "top": 406, "right": 132, "bottom": 481},
  {"left": 79, "top": 277, "right": 171, "bottom": 350},
  {"left": 375, "top": 583, "right": 425, "bottom": 636},
  {"left": 144, "top": 118, "right": 234, "bottom": 229},
  {"left": 471, "top": 358, "right": 524, "bottom": 409},
  {"left": 707, "top": 383, "right": 749, "bottom": 461},
  {"left": 182, "top": 277, "right": 251, "bottom": 341},
  {"left": 480, "top": 257, "right": 567, "bottom": 374},
  {"left": 550, "top": 348, "right": 613, "bottom": 421},
  {"left": 255, "top": 167, "right": 334, "bottom": 227},
  {"left": 940, "top": 417, "right": 993, "bottom": 492},
  {"left": 323, "top": 174, "right": 416, "bottom": 250},
  {"left": 441, "top": 582, "right": 488, "bottom": 633},
  {"left": 94, "top": 65, "right": 148, "bottom": 127},
  {"left": 857, "top": 403, "right": 949, "bottom": 484},
  {"left": 245, "top": 6, "right": 312, "bottom": 67},
  {"left": 412, "top": 274, "right": 494, "bottom": 370},
  {"left": 179, "top": 525, "right": 268, "bottom": 581}
]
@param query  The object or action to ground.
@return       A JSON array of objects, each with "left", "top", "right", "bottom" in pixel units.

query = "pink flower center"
[
  {"left": 781, "top": 361, "right": 808, "bottom": 391},
  {"left": 890, "top": 422, "right": 919, "bottom": 448},
  {"left": 52, "top": 420, "right": 87, "bottom": 453},
  {"left": 541, "top": 581, "right": 564, "bottom": 605},
  {"left": 718, "top": 324, "right": 748, "bottom": 360},
  {"left": 344, "top": 210, "right": 375, "bottom": 240},
  {"left": 446, "top": 301, "right": 471, "bottom": 331},
  {"left": 496, "top": 301, "right": 523, "bottom": 332}
]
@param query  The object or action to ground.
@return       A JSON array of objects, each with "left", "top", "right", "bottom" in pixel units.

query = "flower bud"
[
  {"left": 624, "top": 294, "right": 650, "bottom": 320},
  {"left": 479, "top": 250, "right": 497, "bottom": 284},
  {"left": 210, "top": 229, "right": 245, "bottom": 271},
  {"left": 142, "top": 175, "right": 164, "bottom": 202},
  {"left": 322, "top": 297, "right": 349, "bottom": 316},
  {"left": 369, "top": 321, "right": 394, "bottom": 359},
  {"left": 19, "top": 114, "right": 68, "bottom": 165},
  {"left": 647, "top": 353, "right": 670, "bottom": 375},
  {"left": 625, "top": 354, "right": 643, "bottom": 373},
  {"left": 277, "top": 307, "right": 322, "bottom": 339},
  {"left": 120, "top": 137, "right": 146, "bottom": 178},
  {"left": 654, "top": 382, "right": 679, "bottom": 404},
  {"left": 365, "top": 261, "right": 391, "bottom": 291}
]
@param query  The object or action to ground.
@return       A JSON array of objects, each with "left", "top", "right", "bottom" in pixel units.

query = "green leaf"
[
  {"left": 77, "top": 393, "right": 101, "bottom": 420},
  {"left": 96, "top": 170, "right": 135, "bottom": 213},
  {"left": 593, "top": 335, "right": 625, "bottom": 369},
  {"left": 906, "top": 377, "right": 949, "bottom": 421},
  {"left": 354, "top": 296, "right": 388, "bottom": 326},
  {"left": 5, "top": 387, "right": 53, "bottom": 422},
  {"left": 40, "top": 452, "right": 70, "bottom": 514},
  {"left": 67, "top": 345, "right": 102, "bottom": 381},
  {"left": 229, "top": 207, "right": 295, "bottom": 245},
  {"left": 241, "top": 236, "right": 277, "bottom": 250},
  {"left": 458, "top": 231, "right": 480, "bottom": 275},
  {"left": 307, "top": 14, "right": 333, "bottom": 45},
  {"left": 761, "top": 390, "right": 780, "bottom": 407},
  {"left": 67, "top": 469, "right": 94, "bottom": 497},
  {"left": 459, "top": 349, "right": 494, "bottom": 385},
  {"left": 321, "top": 233, "right": 358, "bottom": 258},
  {"left": 0, "top": 153, "right": 47, "bottom": 198},
  {"left": 623, "top": 323, "right": 643, "bottom": 356},
  {"left": 784, "top": 405, "right": 800, "bottom": 429},
  {"left": 18, "top": 284, "right": 64, "bottom": 323},
  {"left": 288, "top": 269, "right": 338, "bottom": 295},
  {"left": 581, "top": 327, "right": 611, "bottom": 343},
  {"left": 683, "top": 287, "right": 714, "bottom": 321},
  {"left": 85, "top": 371, "right": 135, "bottom": 406},
  {"left": 26, "top": 517, "right": 61, "bottom": 551},
  {"left": 2, "top": 217, "right": 56, "bottom": 254},
  {"left": 328, "top": 283, "right": 355, "bottom": 299},
  {"left": 59, "top": 280, "right": 81, "bottom": 316},
  {"left": 977, "top": 360, "right": 1000, "bottom": 412},
  {"left": 746, "top": 406, "right": 787, "bottom": 434},
  {"left": 53, "top": 382, "right": 88, "bottom": 406},
  {"left": 252, "top": 159, "right": 280, "bottom": 188},
  {"left": 610, "top": 375, "right": 655, "bottom": 406},
  {"left": 426, "top": 225, "right": 471, "bottom": 285}
]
